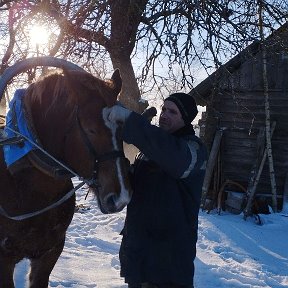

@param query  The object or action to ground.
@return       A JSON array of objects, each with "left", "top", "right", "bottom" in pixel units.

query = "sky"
[{"left": 14, "top": 178, "right": 288, "bottom": 288}]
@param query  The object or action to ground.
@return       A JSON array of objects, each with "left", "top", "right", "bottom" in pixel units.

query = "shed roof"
[{"left": 190, "top": 22, "right": 288, "bottom": 106}]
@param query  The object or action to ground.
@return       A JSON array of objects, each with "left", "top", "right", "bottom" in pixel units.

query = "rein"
[
  {"left": 0, "top": 181, "right": 85, "bottom": 221},
  {"left": 0, "top": 107, "right": 125, "bottom": 221}
]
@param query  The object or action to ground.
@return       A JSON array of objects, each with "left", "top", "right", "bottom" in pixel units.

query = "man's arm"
[{"left": 122, "top": 112, "right": 205, "bottom": 179}]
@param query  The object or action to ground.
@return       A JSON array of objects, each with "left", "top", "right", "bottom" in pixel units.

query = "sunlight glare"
[{"left": 29, "top": 25, "right": 49, "bottom": 47}]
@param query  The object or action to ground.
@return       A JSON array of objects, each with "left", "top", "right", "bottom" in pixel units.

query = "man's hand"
[
  {"left": 141, "top": 107, "right": 157, "bottom": 122},
  {"left": 106, "top": 105, "right": 132, "bottom": 123}
]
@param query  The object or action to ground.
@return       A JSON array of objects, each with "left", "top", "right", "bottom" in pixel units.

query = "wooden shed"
[{"left": 190, "top": 23, "right": 288, "bottom": 212}]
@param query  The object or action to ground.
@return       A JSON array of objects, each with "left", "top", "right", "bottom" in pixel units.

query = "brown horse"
[{"left": 0, "top": 59, "right": 132, "bottom": 288}]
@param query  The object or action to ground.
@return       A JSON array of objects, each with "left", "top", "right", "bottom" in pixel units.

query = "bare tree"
[
  {"left": 0, "top": 0, "right": 287, "bottom": 111},
  {"left": 258, "top": 0, "right": 278, "bottom": 212}
]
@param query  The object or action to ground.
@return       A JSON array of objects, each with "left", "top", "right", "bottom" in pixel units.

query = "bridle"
[{"left": 76, "top": 109, "right": 125, "bottom": 190}]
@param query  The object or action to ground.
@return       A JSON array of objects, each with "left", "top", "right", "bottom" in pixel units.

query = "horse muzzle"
[{"left": 98, "top": 190, "right": 131, "bottom": 214}]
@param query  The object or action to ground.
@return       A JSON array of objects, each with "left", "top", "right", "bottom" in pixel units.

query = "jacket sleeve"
[{"left": 122, "top": 112, "right": 206, "bottom": 179}]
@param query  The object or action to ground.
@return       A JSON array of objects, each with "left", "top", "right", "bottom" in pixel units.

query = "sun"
[{"left": 29, "top": 24, "right": 50, "bottom": 47}]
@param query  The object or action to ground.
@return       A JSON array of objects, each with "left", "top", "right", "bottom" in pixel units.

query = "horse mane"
[
  {"left": 24, "top": 69, "right": 118, "bottom": 114},
  {"left": 25, "top": 70, "right": 68, "bottom": 108}
]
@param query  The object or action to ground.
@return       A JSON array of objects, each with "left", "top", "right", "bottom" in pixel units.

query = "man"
[{"left": 107, "top": 93, "right": 207, "bottom": 288}]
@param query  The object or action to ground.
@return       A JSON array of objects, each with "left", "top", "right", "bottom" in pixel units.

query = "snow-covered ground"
[{"left": 14, "top": 179, "right": 288, "bottom": 288}]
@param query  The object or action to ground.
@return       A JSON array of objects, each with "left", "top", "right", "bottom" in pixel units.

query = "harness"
[
  {"left": 0, "top": 90, "right": 126, "bottom": 220},
  {"left": 76, "top": 113, "right": 125, "bottom": 189}
]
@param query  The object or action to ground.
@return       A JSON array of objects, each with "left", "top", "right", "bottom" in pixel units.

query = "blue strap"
[{"left": 3, "top": 89, "right": 36, "bottom": 167}]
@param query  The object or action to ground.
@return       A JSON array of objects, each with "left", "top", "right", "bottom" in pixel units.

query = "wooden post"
[
  {"left": 246, "top": 127, "right": 265, "bottom": 196},
  {"left": 201, "top": 129, "right": 223, "bottom": 210}
]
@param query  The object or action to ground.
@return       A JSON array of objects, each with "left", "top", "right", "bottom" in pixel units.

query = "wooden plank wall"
[{"left": 214, "top": 89, "right": 288, "bottom": 208}]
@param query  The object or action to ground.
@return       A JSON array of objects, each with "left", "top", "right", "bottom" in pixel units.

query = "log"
[{"left": 201, "top": 129, "right": 224, "bottom": 210}]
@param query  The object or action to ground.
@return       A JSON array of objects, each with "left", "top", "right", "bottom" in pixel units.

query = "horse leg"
[
  {"left": 28, "top": 239, "right": 65, "bottom": 288},
  {"left": 0, "top": 257, "right": 16, "bottom": 288}
]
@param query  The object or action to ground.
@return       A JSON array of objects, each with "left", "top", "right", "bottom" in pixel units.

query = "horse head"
[
  {"left": 60, "top": 68, "right": 132, "bottom": 213},
  {"left": 0, "top": 57, "right": 132, "bottom": 214}
]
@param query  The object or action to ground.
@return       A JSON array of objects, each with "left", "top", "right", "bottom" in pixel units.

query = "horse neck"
[{"left": 25, "top": 87, "right": 76, "bottom": 160}]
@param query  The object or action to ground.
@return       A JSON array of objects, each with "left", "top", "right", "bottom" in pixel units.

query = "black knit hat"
[{"left": 165, "top": 93, "right": 198, "bottom": 125}]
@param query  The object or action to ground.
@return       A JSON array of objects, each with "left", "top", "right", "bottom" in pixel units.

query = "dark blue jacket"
[{"left": 120, "top": 112, "right": 207, "bottom": 286}]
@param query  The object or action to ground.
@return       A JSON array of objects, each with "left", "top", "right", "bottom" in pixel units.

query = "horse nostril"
[{"left": 104, "top": 193, "right": 117, "bottom": 211}]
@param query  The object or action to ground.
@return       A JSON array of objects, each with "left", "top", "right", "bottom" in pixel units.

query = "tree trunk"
[
  {"left": 243, "top": 122, "right": 276, "bottom": 219},
  {"left": 110, "top": 52, "right": 147, "bottom": 113},
  {"left": 258, "top": 1, "right": 277, "bottom": 212},
  {"left": 261, "top": 47, "right": 277, "bottom": 212},
  {"left": 107, "top": 0, "right": 148, "bottom": 113}
]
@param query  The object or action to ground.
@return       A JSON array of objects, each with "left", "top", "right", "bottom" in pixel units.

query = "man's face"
[{"left": 159, "top": 100, "right": 185, "bottom": 133}]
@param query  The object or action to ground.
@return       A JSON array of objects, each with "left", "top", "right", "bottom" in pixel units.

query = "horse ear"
[
  {"left": 111, "top": 69, "right": 122, "bottom": 97},
  {"left": 103, "top": 69, "right": 122, "bottom": 107}
]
